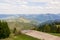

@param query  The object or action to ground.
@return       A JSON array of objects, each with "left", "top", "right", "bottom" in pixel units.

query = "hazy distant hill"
[
  {"left": 21, "top": 14, "right": 60, "bottom": 22},
  {"left": 0, "top": 14, "right": 60, "bottom": 30},
  {"left": 0, "top": 14, "right": 60, "bottom": 22}
]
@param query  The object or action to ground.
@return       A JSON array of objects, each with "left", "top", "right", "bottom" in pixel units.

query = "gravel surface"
[{"left": 21, "top": 30, "right": 60, "bottom": 40}]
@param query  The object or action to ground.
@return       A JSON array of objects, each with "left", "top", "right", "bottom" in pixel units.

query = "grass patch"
[
  {"left": 49, "top": 33, "right": 60, "bottom": 37},
  {"left": 13, "top": 34, "right": 40, "bottom": 40},
  {"left": 1, "top": 34, "right": 40, "bottom": 40}
]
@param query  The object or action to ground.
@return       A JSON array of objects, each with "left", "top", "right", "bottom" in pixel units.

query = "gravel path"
[{"left": 21, "top": 30, "right": 60, "bottom": 40}]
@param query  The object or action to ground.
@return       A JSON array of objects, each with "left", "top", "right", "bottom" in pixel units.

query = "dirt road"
[{"left": 21, "top": 30, "right": 60, "bottom": 40}]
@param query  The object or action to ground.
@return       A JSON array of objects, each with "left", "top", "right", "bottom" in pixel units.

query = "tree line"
[{"left": 37, "top": 20, "right": 60, "bottom": 33}]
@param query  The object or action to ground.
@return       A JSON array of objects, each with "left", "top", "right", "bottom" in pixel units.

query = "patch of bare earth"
[{"left": 21, "top": 30, "right": 60, "bottom": 40}]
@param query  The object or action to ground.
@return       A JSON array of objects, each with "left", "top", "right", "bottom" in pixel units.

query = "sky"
[{"left": 0, "top": 0, "right": 60, "bottom": 14}]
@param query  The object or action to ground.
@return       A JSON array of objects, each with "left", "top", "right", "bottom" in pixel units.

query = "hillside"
[
  {"left": 2, "top": 17, "right": 37, "bottom": 30},
  {"left": 1, "top": 14, "right": 60, "bottom": 31}
]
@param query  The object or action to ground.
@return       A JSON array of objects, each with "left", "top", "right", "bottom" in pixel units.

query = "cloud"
[{"left": 0, "top": 0, "right": 60, "bottom": 14}]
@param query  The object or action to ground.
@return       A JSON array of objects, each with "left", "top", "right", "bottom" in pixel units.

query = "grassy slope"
[
  {"left": 2, "top": 34, "right": 40, "bottom": 40},
  {"left": 7, "top": 22, "right": 34, "bottom": 30},
  {"left": 14, "top": 34, "right": 40, "bottom": 40},
  {"left": 49, "top": 33, "right": 60, "bottom": 37}
]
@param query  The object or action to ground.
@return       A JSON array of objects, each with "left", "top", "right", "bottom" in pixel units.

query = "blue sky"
[{"left": 0, "top": 0, "right": 60, "bottom": 14}]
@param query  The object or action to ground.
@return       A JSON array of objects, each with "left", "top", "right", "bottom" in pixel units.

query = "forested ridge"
[{"left": 38, "top": 20, "right": 60, "bottom": 33}]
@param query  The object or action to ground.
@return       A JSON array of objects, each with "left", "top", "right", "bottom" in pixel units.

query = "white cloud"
[{"left": 0, "top": 0, "right": 60, "bottom": 14}]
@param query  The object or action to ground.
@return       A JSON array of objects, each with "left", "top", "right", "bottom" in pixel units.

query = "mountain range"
[
  {"left": 0, "top": 14, "right": 60, "bottom": 30},
  {"left": 0, "top": 14, "right": 60, "bottom": 22}
]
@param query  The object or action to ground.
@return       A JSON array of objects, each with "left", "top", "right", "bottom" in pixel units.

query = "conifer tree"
[{"left": 0, "top": 20, "right": 10, "bottom": 39}]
